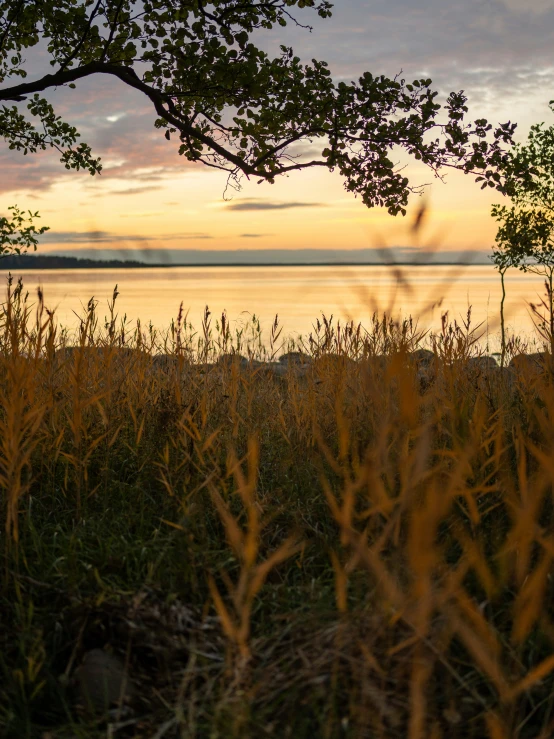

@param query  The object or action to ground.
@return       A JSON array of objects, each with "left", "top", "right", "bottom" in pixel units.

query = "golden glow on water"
[{"left": 1, "top": 265, "right": 548, "bottom": 347}]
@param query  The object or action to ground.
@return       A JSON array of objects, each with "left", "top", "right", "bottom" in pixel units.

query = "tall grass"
[{"left": 1, "top": 274, "right": 554, "bottom": 737}]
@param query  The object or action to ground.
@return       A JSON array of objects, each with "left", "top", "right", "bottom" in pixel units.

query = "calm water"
[{"left": 1, "top": 265, "right": 549, "bottom": 349}]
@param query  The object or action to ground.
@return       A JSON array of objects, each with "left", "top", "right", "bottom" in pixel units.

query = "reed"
[{"left": 1, "top": 276, "right": 554, "bottom": 737}]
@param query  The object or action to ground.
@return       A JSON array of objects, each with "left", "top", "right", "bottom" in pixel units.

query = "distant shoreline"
[{"left": 0, "top": 255, "right": 491, "bottom": 270}]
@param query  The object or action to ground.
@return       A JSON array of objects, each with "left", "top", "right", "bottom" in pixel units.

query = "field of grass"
[{"left": 3, "top": 275, "right": 554, "bottom": 738}]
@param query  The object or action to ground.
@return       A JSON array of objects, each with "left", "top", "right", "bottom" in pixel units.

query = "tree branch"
[
  {"left": 0, "top": 60, "right": 312, "bottom": 181},
  {"left": 0, "top": 0, "right": 26, "bottom": 56},
  {"left": 100, "top": 0, "right": 126, "bottom": 63},
  {"left": 58, "top": 0, "right": 104, "bottom": 74}
]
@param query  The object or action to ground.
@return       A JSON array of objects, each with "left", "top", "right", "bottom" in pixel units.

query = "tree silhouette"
[
  {"left": 0, "top": 205, "right": 48, "bottom": 259},
  {"left": 0, "top": 0, "right": 523, "bottom": 250},
  {"left": 491, "top": 103, "right": 554, "bottom": 357},
  {"left": 491, "top": 206, "right": 550, "bottom": 364}
]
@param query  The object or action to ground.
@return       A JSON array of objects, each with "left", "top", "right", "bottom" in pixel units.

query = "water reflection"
[{"left": 0, "top": 265, "right": 547, "bottom": 348}]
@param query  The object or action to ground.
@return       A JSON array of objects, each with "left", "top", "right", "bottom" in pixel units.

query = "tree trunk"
[
  {"left": 548, "top": 267, "right": 554, "bottom": 354},
  {"left": 500, "top": 268, "right": 507, "bottom": 368}
]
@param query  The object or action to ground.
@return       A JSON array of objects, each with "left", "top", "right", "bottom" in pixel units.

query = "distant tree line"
[{"left": 0, "top": 254, "right": 148, "bottom": 270}]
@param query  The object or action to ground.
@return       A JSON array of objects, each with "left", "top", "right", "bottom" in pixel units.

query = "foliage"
[
  {"left": 2, "top": 280, "right": 554, "bottom": 736},
  {"left": 491, "top": 204, "right": 551, "bottom": 272},
  {"left": 491, "top": 103, "right": 554, "bottom": 354},
  {"left": 0, "top": 204, "right": 49, "bottom": 258},
  {"left": 491, "top": 101, "right": 554, "bottom": 272},
  {"left": 503, "top": 102, "right": 554, "bottom": 212},
  {"left": 0, "top": 0, "right": 522, "bottom": 217}
]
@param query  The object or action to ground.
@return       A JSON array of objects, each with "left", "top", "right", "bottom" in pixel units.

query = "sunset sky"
[{"left": 2, "top": 0, "right": 554, "bottom": 261}]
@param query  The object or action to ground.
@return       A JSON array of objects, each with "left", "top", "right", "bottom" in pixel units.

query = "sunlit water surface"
[{"left": 1, "top": 265, "right": 549, "bottom": 351}]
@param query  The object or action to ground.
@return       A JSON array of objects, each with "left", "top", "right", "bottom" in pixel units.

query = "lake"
[{"left": 0, "top": 265, "right": 549, "bottom": 350}]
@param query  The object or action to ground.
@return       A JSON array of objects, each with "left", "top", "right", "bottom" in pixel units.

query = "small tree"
[
  {"left": 491, "top": 103, "right": 554, "bottom": 357},
  {"left": 0, "top": 205, "right": 49, "bottom": 259},
  {"left": 490, "top": 205, "right": 551, "bottom": 364}
]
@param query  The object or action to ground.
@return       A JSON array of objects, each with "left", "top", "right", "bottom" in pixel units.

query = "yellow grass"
[{"left": 2, "top": 273, "right": 554, "bottom": 737}]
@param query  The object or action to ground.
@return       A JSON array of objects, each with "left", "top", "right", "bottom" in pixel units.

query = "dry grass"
[{"left": 1, "top": 273, "right": 554, "bottom": 738}]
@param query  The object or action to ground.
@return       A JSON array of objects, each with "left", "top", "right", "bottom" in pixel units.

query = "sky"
[{"left": 2, "top": 0, "right": 554, "bottom": 261}]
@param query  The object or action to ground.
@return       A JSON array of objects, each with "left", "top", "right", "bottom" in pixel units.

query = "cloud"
[
  {"left": 38, "top": 230, "right": 213, "bottom": 244},
  {"left": 177, "top": 233, "right": 214, "bottom": 240},
  {"left": 119, "top": 210, "right": 167, "bottom": 218},
  {"left": 0, "top": 75, "right": 203, "bottom": 196},
  {"left": 105, "top": 113, "right": 127, "bottom": 123},
  {"left": 226, "top": 199, "right": 324, "bottom": 211},
  {"left": 259, "top": 0, "right": 554, "bottom": 128},
  {"left": 495, "top": 0, "right": 554, "bottom": 13},
  {"left": 240, "top": 233, "right": 267, "bottom": 238},
  {"left": 97, "top": 185, "right": 163, "bottom": 196},
  {"left": 39, "top": 230, "right": 115, "bottom": 244}
]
